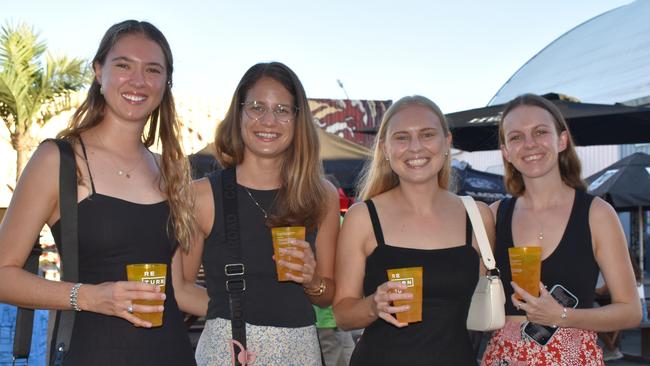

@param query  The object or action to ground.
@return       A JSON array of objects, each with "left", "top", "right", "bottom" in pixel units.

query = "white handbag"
[{"left": 460, "top": 196, "right": 506, "bottom": 332}]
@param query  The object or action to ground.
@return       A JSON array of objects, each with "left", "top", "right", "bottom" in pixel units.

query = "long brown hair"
[
  {"left": 499, "top": 93, "right": 586, "bottom": 196},
  {"left": 214, "top": 62, "right": 327, "bottom": 230},
  {"left": 357, "top": 95, "right": 451, "bottom": 200},
  {"left": 57, "top": 20, "right": 196, "bottom": 251}
]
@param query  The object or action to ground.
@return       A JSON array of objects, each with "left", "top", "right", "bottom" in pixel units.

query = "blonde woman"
[
  {"left": 0, "top": 20, "right": 203, "bottom": 365},
  {"left": 333, "top": 95, "right": 495, "bottom": 366},
  {"left": 183, "top": 62, "right": 340, "bottom": 366}
]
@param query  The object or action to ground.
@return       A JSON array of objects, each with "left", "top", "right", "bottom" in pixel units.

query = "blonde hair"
[
  {"left": 357, "top": 95, "right": 451, "bottom": 200},
  {"left": 214, "top": 62, "right": 328, "bottom": 230},
  {"left": 57, "top": 20, "right": 196, "bottom": 252},
  {"left": 499, "top": 93, "right": 586, "bottom": 196}
]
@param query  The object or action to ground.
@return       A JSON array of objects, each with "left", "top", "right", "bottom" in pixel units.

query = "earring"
[
  {"left": 100, "top": 84, "right": 104, "bottom": 95},
  {"left": 385, "top": 156, "right": 389, "bottom": 161},
  {"left": 444, "top": 151, "right": 449, "bottom": 157}
]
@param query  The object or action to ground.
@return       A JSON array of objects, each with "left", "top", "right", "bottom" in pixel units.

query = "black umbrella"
[
  {"left": 585, "top": 152, "right": 650, "bottom": 272},
  {"left": 585, "top": 152, "right": 650, "bottom": 209},
  {"left": 451, "top": 163, "right": 508, "bottom": 204},
  {"left": 447, "top": 93, "right": 650, "bottom": 151}
]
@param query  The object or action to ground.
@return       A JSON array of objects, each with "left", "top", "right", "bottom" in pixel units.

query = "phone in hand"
[{"left": 522, "top": 284, "right": 579, "bottom": 346}]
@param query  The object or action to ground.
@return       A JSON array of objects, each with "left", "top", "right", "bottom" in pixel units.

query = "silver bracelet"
[
  {"left": 561, "top": 307, "right": 568, "bottom": 320},
  {"left": 70, "top": 283, "right": 83, "bottom": 312}
]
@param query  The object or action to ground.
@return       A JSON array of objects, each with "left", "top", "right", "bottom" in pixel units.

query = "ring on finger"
[{"left": 127, "top": 304, "right": 134, "bottom": 314}]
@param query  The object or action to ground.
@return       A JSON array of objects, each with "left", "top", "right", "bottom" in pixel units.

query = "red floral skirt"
[{"left": 481, "top": 321, "right": 604, "bottom": 366}]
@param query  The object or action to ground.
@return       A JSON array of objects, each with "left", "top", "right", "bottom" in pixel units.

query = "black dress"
[
  {"left": 349, "top": 200, "right": 479, "bottom": 366},
  {"left": 50, "top": 140, "right": 196, "bottom": 366}
]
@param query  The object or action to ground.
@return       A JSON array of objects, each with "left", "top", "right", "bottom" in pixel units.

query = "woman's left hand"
[
  {"left": 511, "top": 282, "right": 565, "bottom": 327},
  {"left": 276, "top": 238, "right": 319, "bottom": 288}
]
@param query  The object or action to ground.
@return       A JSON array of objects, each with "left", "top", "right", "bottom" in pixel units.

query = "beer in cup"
[{"left": 126, "top": 263, "right": 167, "bottom": 327}]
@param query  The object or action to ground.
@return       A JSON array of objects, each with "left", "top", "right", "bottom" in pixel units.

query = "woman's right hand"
[
  {"left": 79, "top": 281, "right": 165, "bottom": 327},
  {"left": 371, "top": 280, "right": 412, "bottom": 328}
]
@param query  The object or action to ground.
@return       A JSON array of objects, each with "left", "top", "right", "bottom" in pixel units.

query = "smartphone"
[{"left": 522, "top": 284, "right": 579, "bottom": 346}]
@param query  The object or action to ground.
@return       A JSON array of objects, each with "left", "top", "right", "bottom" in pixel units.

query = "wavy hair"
[
  {"left": 57, "top": 20, "right": 196, "bottom": 252},
  {"left": 499, "top": 93, "right": 586, "bottom": 196},
  {"left": 214, "top": 62, "right": 328, "bottom": 230},
  {"left": 357, "top": 95, "right": 451, "bottom": 200}
]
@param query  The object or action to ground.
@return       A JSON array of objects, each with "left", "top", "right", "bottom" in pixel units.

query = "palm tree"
[{"left": 0, "top": 22, "right": 89, "bottom": 180}]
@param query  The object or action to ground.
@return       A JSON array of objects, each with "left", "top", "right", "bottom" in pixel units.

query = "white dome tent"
[{"left": 490, "top": 0, "right": 650, "bottom": 107}]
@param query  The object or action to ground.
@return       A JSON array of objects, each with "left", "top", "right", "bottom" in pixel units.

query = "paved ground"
[{"left": 608, "top": 328, "right": 649, "bottom": 365}]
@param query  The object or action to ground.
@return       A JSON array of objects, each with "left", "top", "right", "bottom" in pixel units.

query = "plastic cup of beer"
[
  {"left": 126, "top": 263, "right": 167, "bottom": 327},
  {"left": 271, "top": 226, "right": 306, "bottom": 281},
  {"left": 508, "top": 246, "right": 542, "bottom": 299},
  {"left": 386, "top": 266, "right": 423, "bottom": 324}
]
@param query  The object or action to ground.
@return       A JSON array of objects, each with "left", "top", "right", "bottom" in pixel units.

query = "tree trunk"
[{"left": 12, "top": 132, "right": 30, "bottom": 182}]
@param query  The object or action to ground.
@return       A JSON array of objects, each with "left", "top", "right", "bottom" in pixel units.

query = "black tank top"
[
  {"left": 202, "top": 170, "right": 317, "bottom": 326},
  {"left": 50, "top": 139, "right": 195, "bottom": 365},
  {"left": 494, "top": 189, "right": 598, "bottom": 315},
  {"left": 350, "top": 200, "right": 479, "bottom": 366}
]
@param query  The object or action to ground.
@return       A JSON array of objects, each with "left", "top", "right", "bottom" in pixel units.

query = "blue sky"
[{"left": 3, "top": 0, "right": 633, "bottom": 113}]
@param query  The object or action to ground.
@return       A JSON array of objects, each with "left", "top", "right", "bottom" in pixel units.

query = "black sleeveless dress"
[
  {"left": 50, "top": 140, "right": 196, "bottom": 366},
  {"left": 349, "top": 200, "right": 479, "bottom": 366}
]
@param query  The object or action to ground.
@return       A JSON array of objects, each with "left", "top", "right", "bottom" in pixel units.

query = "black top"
[
  {"left": 203, "top": 171, "right": 317, "bottom": 327},
  {"left": 50, "top": 139, "right": 195, "bottom": 366},
  {"left": 350, "top": 200, "right": 479, "bottom": 366},
  {"left": 494, "top": 189, "right": 598, "bottom": 315}
]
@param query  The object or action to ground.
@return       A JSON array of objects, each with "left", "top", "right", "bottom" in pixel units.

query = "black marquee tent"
[{"left": 446, "top": 93, "right": 650, "bottom": 151}]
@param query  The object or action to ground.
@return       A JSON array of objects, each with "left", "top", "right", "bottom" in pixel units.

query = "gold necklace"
[
  {"left": 244, "top": 186, "right": 269, "bottom": 219},
  {"left": 95, "top": 132, "right": 146, "bottom": 179}
]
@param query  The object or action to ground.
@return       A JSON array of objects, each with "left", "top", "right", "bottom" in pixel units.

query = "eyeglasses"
[{"left": 241, "top": 101, "right": 297, "bottom": 123}]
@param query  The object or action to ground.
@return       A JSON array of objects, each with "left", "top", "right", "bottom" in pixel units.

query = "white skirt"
[{"left": 196, "top": 317, "right": 322, "bottom": 366}]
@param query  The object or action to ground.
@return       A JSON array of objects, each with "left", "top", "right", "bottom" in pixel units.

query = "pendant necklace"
[
  {"left": 95, "top": 132, "right": 146, "bottom": 179},
  {"left": 244, "top": 186, "right": 269, "bottom": 219}
]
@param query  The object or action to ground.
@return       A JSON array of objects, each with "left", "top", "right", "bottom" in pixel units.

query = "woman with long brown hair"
[
  {"left": 0, "top": 20, "right": 203, "bottom": 365},
  {"left": 182, "top": 62, "right": 340, "bottom": 365},
  {"left": 481, "top": 93, "right": 640, "bottom": 365}
]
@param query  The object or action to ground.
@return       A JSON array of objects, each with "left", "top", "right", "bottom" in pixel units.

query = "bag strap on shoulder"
[
  {"left": 460, "top": 196, "right": 496, "bottom": 271},
  {"left": 49, "top": 139, "right": 79, "bottom": 365},
  {"left": 221, "top": 167, "right": 248, "bottom": 366}
]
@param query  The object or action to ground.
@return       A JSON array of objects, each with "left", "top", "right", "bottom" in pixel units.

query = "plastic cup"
[
  {"left": 126, "top": 263, "right": 167, "bottom": 327},
  {"left": 271, "top": 226, "right": 306, "bottom": 281},
  {"left": 508, "top": 246, "right": 542, "bottom": 299},
  {"left": 386, "top": 266, "right": 423, "bottom": 323}
]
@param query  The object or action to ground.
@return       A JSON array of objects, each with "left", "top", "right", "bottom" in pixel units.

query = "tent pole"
[{"left": 640, "top": 206, "right": 645, "bottom": 274}]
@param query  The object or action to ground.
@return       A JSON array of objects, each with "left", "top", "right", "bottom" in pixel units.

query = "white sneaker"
[{"left": 603, "top": 348, "right": 624, "bottom": 361}]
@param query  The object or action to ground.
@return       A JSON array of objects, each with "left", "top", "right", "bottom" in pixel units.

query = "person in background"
[
  {"left": 0, "top": 20, "right": 204, "bottom": 365},
  {"left": 315, "top": 176, "right": 356, "bottom": 366},
  {"left": 596, "top": 249, "right": 646, "bottom": 361},
  {"left": 333, "top": 95, "right": 494, "bottom": 366},
  {"left": 182, "top": 62, "right": 340, "bottom": 366},
  {"left": 481, "top": 93, "right": 641, "bottom": 365}
]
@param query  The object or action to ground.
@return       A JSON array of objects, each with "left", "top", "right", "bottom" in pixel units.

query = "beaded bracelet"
[
  {"left": 70, "top": 283, "right": 83, "bottom": 312},
  {"left": 304, "top": 278, "right": 326, "bottom": 296}
]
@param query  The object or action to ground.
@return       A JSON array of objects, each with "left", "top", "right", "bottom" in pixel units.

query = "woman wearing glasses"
[{"left": 182, "top": 62, "right": 340, "bottom": 365}]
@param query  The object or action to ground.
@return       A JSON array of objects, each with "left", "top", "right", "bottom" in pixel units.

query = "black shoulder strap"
[
  {"left": 364, "top": 200, "right": 386, "bottom": 247},
  {"left": 49, "top": 139, "right": 79, "bottom": 366},
  {"left": 496, "top": 197, "right": 514, "bottom": 228},
  {"left": 12, "top": 241, "right": 40, "bottom": 361},
  {"left": 13, "top": 139, "right": 78, "bottom": 364},
  {"left": 221, "top": 167, "right": 247, "bottom": 366},
  {"left": 465, "top": 213, "right": 473, "bottom": 247}
]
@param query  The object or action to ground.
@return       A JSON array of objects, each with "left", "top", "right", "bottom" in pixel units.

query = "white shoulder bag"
[{"left": 460, "top": 196, "right": 506, "bottom": 331}]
